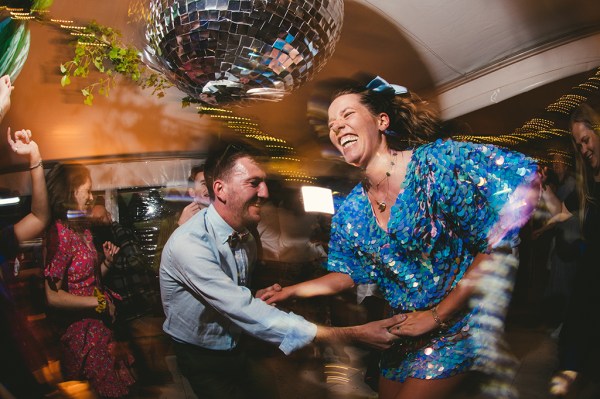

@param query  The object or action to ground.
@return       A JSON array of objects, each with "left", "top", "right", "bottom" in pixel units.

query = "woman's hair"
[
  {"left": 569, "top": 103, "right": 600, "bottom": 229},
  {"left": 46, "top": 163, "right": 91, "bottom": 222},
  {"left": 331, "top": 80, "right": 441, "bottom": 150}
]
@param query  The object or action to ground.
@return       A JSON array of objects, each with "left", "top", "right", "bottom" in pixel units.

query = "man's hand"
[
  {"left": 259, "top": 284, "right": 295, "bottom": 305},
  {"left": 255, "top": 283, "right": 282, "bottom": 300},
  {"left": 103, "top": 241, "right": 120, "bottom": 264},
  {"left": 316, "top": 314, "right": 407, "bottom": 350},
  {"left": 386, "top": 310, "right": 438, "bottom": 337}
]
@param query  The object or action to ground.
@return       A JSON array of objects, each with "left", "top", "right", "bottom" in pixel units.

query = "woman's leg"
[{"left": 379, "top": 374, "right": 467, "bottom": 399}]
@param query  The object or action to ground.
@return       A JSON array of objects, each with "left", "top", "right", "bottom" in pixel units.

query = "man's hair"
[
  {"left": 204, "top": 143, "right": 263, "bottom": 200},
  {"left": 188, "top": 164, "right": 205, "bottom": 186}
]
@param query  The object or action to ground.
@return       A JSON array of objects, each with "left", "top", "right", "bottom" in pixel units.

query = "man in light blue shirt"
[{"left": 160, "top": 145, "right": 404, "bottom": 398}]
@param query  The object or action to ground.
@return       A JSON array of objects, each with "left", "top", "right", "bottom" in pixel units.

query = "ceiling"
[{"left": 1, "top": 0, "right": 600, "bottom": 188}]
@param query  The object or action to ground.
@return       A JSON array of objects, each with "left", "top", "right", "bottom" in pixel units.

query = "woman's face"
[
  {"left": 572, "top": 121, "right": 600, "bottom": 173},
  {"left": 328, "top": 93, "right": 388, "bottom": 168},
  {"left": 73, "top": 177, "right": 93, "bottom": 212}
]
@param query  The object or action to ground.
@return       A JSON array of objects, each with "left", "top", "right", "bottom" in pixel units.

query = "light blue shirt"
[{"left": 159, "top": 205, "right": 317, "bottom": 355}]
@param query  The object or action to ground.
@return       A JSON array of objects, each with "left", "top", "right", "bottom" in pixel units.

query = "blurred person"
[
  {"left": 1, "top": 123, "right": 50, "bottom": 398},
  {"left": 178, "top": 163, "right": 211, "bottom": 225},
  {"left": 44, "top": 164, "right": 135, "bottom": 398},
  {"left": 531, "top": 158, "right": 576, "bottom": 329},
  {"left": 548, "top": 103, "right": 600, "bottom": 397},
  {"left": 159, "top": 144, "right": 406, "bottom": 399},
  {"left": 151, "top": 164, "right": 211, "bottom": 272},
  {"left": 90, "top": 204, "right": 157, "bottom": 320},
  {"left": 260, "top": 76, "right": 539, "bottom": 399}
]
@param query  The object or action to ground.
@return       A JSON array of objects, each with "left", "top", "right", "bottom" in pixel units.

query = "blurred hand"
[
  {"left": 0, "top": 75, "right": 13, "bottom": 119},
  {"left": 106, "top": 294, "right": 117, "bottom": 323},
  {"left": 387, "top": 310, "right": 438, "bottom": 337},
  {"left": 353, "top": 314, "right": 407, "bottom": 350},
  {"left": 103, "top": 241, "right": 120, "bottom": 263},
  {"left": 256, "top": 283, "right": 282, "bottom": 300},
  {"left": 178, "top": 201, "right": 201, "bottom": 225}
]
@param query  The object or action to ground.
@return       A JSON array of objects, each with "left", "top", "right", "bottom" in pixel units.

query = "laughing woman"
[
  {"left": 44, "top": 164, "right": 134, "bottom": 398},
  {"left": 549, "top": 103, "right": 600, "bottom": 396},
  {"left": 261, "top": 76, "right": 539, "bottom": 399}
]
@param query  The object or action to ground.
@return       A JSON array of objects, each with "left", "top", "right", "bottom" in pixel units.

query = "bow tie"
[{"left": 228, "top": 231, "right": 250, "bottom": 248}]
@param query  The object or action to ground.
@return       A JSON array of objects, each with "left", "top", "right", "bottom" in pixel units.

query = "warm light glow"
[{"left": 301, "top": 186, "right": 334, "bottom": 214}]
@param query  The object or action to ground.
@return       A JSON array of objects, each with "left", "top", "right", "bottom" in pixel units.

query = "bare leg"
[{"left": 379, "top": 373, "right": 467, "bottom": 399}]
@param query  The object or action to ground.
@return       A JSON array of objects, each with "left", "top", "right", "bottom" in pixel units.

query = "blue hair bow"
[{"left": 366, "top": 76, "right": 408, "bottom": 95}]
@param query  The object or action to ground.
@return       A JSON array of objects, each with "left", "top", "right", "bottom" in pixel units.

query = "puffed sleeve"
[
  {"left": 429, "top": 139, "right": 539, "bottom": 252},
  {"left": 44, "top": 221, "right": 73, "bottom": 281},
  {"left": 326, "top": 187, "right": 373, "bottom": 283}
]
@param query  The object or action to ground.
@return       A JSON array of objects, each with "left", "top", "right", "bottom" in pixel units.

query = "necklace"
[{"left": 365, "top": 151, "right": 397, "bottom": 213}]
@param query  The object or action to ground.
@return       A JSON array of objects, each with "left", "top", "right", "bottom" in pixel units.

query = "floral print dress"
[
  {"left": 327, "top": 139, "right": 538, "bottom": 382},
  {"left": 45, "top": 220, "right": 134, "bottom": 397}
]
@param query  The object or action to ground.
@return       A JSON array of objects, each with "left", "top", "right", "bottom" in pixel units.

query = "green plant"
[{"left": 59, "top": 21, "right": 171, "bottom": 105}]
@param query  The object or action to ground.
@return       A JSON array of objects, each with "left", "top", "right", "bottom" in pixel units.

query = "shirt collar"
[{"left": 206, "top": 205, "right": 249, "bottom": 247}]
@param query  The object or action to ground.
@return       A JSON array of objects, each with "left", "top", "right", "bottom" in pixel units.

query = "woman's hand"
[
  {"left": 0, "top": 75, "right": 13, "bottom": 120},
  {"left": 103, "top": 241, "right": 120, "bottom": 264},
  {"left": 387, "top": 310, "right": 439, "bottom": 337},
  {"left": 7, "top": 128, "right": 39, "bottom": 159}
]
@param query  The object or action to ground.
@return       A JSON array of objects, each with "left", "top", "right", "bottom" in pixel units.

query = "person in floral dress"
[{"left": 44, "top": 163, "right": 134, "bottom": 398}]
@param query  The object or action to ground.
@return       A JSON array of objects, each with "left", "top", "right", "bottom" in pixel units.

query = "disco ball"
[{"left": 144, "top": 0, "right": 344, "bottom": 105}]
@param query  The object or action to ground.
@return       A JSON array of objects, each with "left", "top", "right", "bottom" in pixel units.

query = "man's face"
[
  {"left": 189, "top": 171, "right": 210, "bottom": 206},
  {"left": 90, "top": 205, "right": 112, "bottom": 225},
  {"left": 218, "top": 156, "right": 269, "bottom": 229}
]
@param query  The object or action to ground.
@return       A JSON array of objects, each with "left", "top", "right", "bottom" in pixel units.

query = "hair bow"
[{"left": 366, "top": 76, "right": 408, "bottom": 95}]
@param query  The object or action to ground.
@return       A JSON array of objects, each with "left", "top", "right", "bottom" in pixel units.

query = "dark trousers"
[{"left": 173, "top": 340, "right": 279, "bottom": 399}]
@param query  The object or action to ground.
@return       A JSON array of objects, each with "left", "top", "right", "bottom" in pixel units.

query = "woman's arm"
[
  {"left": 259, "top": 272, "right": 355, "bottom": 304},
  {"left": 45, "top": 278, "right": 98, "bottom": 310},
  {"left": 9, "top": 129, "right": 50, "bottom": 243}
]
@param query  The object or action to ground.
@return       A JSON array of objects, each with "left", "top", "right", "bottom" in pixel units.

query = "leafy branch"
[{"left": 59, "top": 21, "right": 172, "bottom": 105}]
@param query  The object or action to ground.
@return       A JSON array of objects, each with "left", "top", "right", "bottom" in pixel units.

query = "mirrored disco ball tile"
[{"left": 145, "top": 0, "right": 343, "bottom": 105}]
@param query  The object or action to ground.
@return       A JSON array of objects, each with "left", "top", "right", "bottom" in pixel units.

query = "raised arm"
[{"left": 8, "top": 128, "right": 50, "bottom": 242}]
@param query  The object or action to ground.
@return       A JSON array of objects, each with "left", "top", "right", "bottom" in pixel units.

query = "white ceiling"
[{"left": 358, "top": 0, "right": 600, "bottom": 118}]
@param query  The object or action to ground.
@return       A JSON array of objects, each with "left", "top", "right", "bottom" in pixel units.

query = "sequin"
[{"left": 327, "top": 139, "right": 538, "bottom": 382}]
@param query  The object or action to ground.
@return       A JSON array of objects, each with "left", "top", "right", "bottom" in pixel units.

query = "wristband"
[
  {"left": 431, "top": 305, "right": 449, "bottom": 329},
  {"left": 29, "top": 159, "right": 43, "bottom": 170},
  {"left": 93, "top": 287, "right": 107, "bottom": 314}
]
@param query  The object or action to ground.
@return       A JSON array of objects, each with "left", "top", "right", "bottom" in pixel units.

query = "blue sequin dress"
[{"left": 327, "top": 139, "right": 538, "bottom": 381}]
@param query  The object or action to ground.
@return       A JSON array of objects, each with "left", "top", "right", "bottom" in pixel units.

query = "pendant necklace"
[{"left": 366, "top": 151, "right": 397, "bottom": 213}]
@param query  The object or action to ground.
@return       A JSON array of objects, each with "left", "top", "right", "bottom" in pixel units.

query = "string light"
[{"left": 50, "top": 18, "right": 74, "bottom": 24}]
